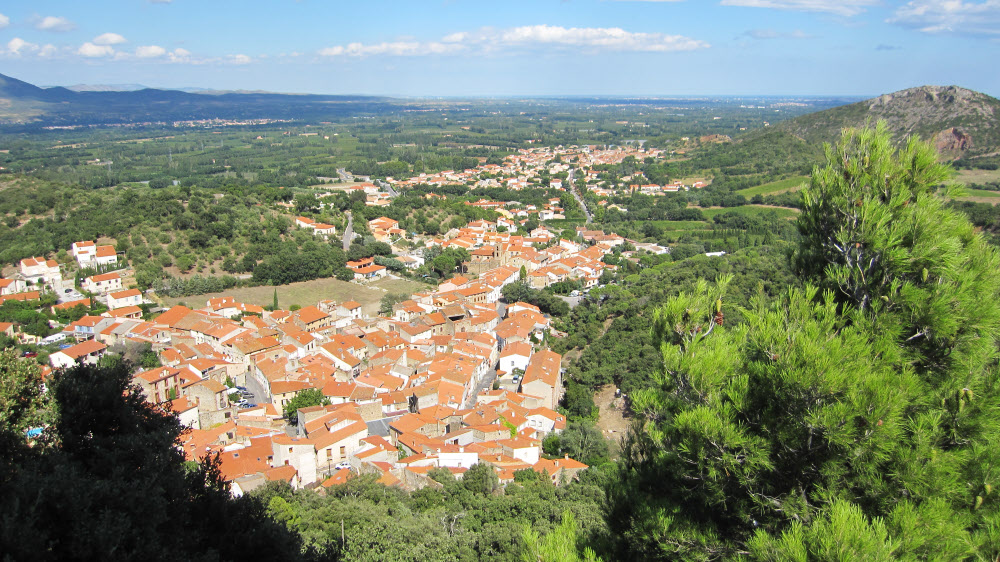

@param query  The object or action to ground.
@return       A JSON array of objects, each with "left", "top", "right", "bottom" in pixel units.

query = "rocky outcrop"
[
  {"left": 771, "top": 84, "right": 1000, "bottom": 161},
  {"left": 935, "top": 127, "right": 973, "bottom": 157}
]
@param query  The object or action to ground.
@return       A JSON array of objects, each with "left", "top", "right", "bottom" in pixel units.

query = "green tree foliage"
[
  {"left": 283, "top": 388, "right": 331, "bottom": 419},
  {"left": 607, "top": 124, "right": 1000, "bottom": 560},
  {"left": 462, "top": 462, "right": 500, "bottom": 495},
  {"left": 256, "top": 466, "right": 609, "bottom": 561},
  {"left": 0, "top": 299, "right": 52, "bottom": 337},
  {"left": 796, "top": 120, "right": 955, "bottom": 312},
  {"left": 502, "top": 281, "right": 570, "bottom": 317},
  {"left": 561, "top": 381, "right": 597, "bottom": 420},
  {"left": 380, "top": 292, "right": 409, "bottom": 315},
  {"left": 521, "top": 510, "right": 603, "bottom": 562},
  {"left": 0, "top": 360, "right": 303, "bottom": 560},
  {"left": 0, "top": 350, "right": 49, "bottom": 469},
  {"left": 545, "top": 421, "right": 610, "bottom": 467}
]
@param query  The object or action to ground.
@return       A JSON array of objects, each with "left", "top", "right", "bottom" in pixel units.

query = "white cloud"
[
  {"left": 6, "top": 37, "right": 38, "bottom": 56},
  {"left": 320, "top": 24, "right": 708, "bottom": 58},
  {"left": 77, "top": 42, "right": 114, "bottom": 57},
  {"left": 136, "top": 45, "right": 167, "bottom": 58},
  {"left": 1, "top": 38, "right": 57, "bottom": 58},
  {"left": 720, "top": 0, "right": 878, "bottom": 16},
  {"left": 35, "top": 15, "right": 76, "bottom": 32},
  {"left": 164, "top": 47, "right": 191, "bottom": 62},
  {"left": 889, "top": 0, "right": 1000, "bottom": 36},
  {"left": 93, "top": 33, "right": 128, "bottom": 46},
  {"left": 319, "top": 41, "right": 465, "bottom": 57},
  {"left": 229, "top": 54, "right": 252, "bottom": 64},
  {"left": 0, "top": 13, "right": 10, "bottom": 29},
  {"left": 498, "top": 24, "right": 707, "bottom": 51}
]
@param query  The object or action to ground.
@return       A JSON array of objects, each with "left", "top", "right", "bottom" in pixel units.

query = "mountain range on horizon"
[
  {"left": 0, "top": 72, "right": 397, "bottom": 127},
  {"left": 1, "top": 72, "right": 999, "bottom": 162}
]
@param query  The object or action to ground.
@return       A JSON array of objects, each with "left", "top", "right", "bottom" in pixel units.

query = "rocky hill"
[{"left": 769, "top": 85, "right": 1000, "bottom": 160}]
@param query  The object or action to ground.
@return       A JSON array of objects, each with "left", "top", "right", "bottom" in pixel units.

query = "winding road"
[
  {"left": 567, "top": 168, "right": 593, "bottom": 224},
  {"left": 343, "top": 211, "right": 354, "bottom": 251}
]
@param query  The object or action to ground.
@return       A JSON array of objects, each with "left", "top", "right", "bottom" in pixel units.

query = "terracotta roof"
[
  {"left": 88, "top": 272, "right": 121, "bottom": 283},
  {"left": 109, "top": 288, "right": 142, "bottom": 299},
  {"left": 58, "top": 339, "right": 107, "bottom": 360},
  {"left": 295, "top": 305, "right": 329, "bottom": 324},
  {"left": 521, "top": 349, "right": 561, "bottom": 388},
  {"left": 271, "top": 380, "right": 314, "bottom": 395}
]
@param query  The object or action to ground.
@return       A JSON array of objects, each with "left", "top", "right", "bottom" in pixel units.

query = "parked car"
[
  {"left": 334, "top": 461, "right": 352, "bottom": 470},
  {"left": 22, "top": 351, "right": 37, "bottom": 358}
]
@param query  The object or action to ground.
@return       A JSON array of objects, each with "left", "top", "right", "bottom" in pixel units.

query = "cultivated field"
[
  {"left": 954, "top": 169, "right": 1000, "bottom": 185},
  {"left": 701, "top": 205, "right": 799, "bottom": 220},
  {"left": 734, "top": 175, "right": 809, "bottom": 198}
]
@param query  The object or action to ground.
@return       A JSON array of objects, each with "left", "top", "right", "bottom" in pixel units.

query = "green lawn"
[{"left": 735, "top": 176, "right": 810, "bottom": 198}]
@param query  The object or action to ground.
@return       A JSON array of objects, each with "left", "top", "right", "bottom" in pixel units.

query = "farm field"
[
  {"left": 649, "top": 220, "right": 712, "bottom": 231},
  {"left": 954, "top": 168, "right": 1000, "bottom": 185},
  {"left": 735, "top": 176, "right": 809, "bottom": 197},
  {"left": 701, "top": 205, "right": 800, "bottom": 220},
  {"left": 957, "top": 188, "right": 1000, "bottom": 198}
]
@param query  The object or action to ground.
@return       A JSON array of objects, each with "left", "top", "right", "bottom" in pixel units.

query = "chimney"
[{"left": 564, "top": 454, "right": 569, "bottom": 460}]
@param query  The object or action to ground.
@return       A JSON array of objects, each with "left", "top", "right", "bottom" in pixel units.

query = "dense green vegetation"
[
  {"left": 591, "top": 124, "right": 1000, "bottom": 559},
  {"left": 7, "top": 83, "right": 1000, "bottom": 560},
  {"left": 259, "top": 465, "right": 609, "bottom": 561},
  {"left": 0, "top": 351, "right": 305, "bottom": 560}
]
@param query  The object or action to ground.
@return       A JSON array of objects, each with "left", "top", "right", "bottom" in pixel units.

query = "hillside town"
[
  {"left": 0, "top": 188, "right": 637, "bottom": 494},
  {"left": 0, "top": 137, "right": 708, "bottom": 496}
]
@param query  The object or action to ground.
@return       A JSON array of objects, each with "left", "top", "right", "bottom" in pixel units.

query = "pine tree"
[{"left": 608, "top": 123, "right": 1000, "bottom": 561}]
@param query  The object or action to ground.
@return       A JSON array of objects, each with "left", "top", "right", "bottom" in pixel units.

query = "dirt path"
[{"left": 594, "top": 384, "right": 630, "bottom": 456}]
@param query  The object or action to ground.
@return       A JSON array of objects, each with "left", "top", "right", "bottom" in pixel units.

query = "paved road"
[
  {"left": 465, "top": 366, "right": 498, "bottom": 409},
  {"left": 343, "top": 211, "right": 354, "bottom": 252},
  {"left": 336, "top": 167, "right": 353, "bottom": 182},
  {"left": 56, "top": 278, "right": 86, "bottom": 304},
  {"left": 244, "top": 372, "right": 270, "bottom": 407},
  {"left": 558, "top": 294, "right": 583, "bottom": 309},
  {"left": 376, "top": 179, "right": 399, "bottom": 197},
  {"left": 567, "top": 168, "right": 592, "bottom": 224}
]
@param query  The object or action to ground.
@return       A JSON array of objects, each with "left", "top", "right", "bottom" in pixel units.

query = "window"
[{"left": 339, "top": 446, "right": 346, "bottom": 459}]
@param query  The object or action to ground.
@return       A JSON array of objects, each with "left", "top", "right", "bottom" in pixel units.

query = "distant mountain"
[
  {"left": 764, "top": 85, "right": 1000, "bottom": 160},
  {"left": 0, "top": 72, "right": 402, "bottom": 127},
  {"left": 64, "top": 83, "right": 152, "bottom": 92}
]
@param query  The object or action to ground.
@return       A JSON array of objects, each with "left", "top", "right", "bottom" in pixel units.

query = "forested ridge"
[{"left": 4, "top": 123, "right": 1000, "bottom": 560}]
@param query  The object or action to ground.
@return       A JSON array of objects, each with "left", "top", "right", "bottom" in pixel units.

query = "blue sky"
[{"left": 0, "top": 1, "right": 997, "bottom": 97}]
